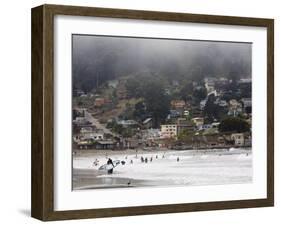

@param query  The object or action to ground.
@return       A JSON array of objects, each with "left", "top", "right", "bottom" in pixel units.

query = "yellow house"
[{"left": 160, "top": 124, "right": 177, "bottom": 138}]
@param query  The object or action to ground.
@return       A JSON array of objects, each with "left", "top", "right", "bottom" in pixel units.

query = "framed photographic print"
[{"left": 31, "top": 4, "right": 274, "bottom": 221}]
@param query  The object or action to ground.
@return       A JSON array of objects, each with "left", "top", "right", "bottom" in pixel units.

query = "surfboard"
[
  {"left": 98, "top": 160, "right": 121, "bottom": 171},
  {"left": 98, "top": 164, "right": 114, "bottom": 171},
  {"left": 113, "top": 160, "right": 120, "bottom": 166}
]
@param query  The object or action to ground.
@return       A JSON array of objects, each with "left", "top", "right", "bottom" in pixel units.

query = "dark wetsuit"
[{"left": 107, "top": 158, "right": 114, "bottom": 174}]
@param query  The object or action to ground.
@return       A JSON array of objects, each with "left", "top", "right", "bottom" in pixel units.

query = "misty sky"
[{"left": 72, "top": 34, "right": 252, "bottom": 90}]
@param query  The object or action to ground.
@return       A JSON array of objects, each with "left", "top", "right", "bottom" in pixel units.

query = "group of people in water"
[{"left": 93, "top": 153, "right": 181, "bottom": 170}]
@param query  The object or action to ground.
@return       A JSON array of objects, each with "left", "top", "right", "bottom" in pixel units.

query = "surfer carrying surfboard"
[
  {"left": 98, "top": 159, "right": 121, "bottom": 174},
  {"left": 107, "top": 158, "right": 114, "bottom": 174},
  {"left": 107, "top": 158, "right": 114, "bottom": 166}
]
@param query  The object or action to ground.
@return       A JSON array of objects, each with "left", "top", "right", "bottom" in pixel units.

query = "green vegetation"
[
  {"left": 106, "top": 119, "right": 137, "bottom": 138},
  {"left": 219, "top": 117, "right": 250, "bottom": 133},
  {"left": 203, "top": 94, "right": 227, "bottom": 122},
  {"left": 179, "top": 82, "right": 193, "bottom": 102},
  {"left": 193, "top": 87, "right": 207, "bottom": 101},
  {"left": 177, "top": 129, "right": 194, "bottom": 142},
  {"left": 125, "top": 74, "right": 170, "bottom": 127}
]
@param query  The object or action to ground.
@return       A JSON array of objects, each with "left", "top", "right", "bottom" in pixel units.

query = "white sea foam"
[{"left": 73, "top": 148, "right": 252, "bottom": 186}]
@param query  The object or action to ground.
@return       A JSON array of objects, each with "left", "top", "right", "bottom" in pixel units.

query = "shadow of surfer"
[{"left": 107, "top": 158, "right": 114, "bottom": 174}]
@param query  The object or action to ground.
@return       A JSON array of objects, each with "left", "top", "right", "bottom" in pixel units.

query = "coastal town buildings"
[{"left": 72, "top": 75, "right": 252, "bottom": 151}]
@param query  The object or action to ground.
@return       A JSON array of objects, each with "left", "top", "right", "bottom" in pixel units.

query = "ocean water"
[{"left": 73, "top": 148, "right": 252, "bottom": 190}]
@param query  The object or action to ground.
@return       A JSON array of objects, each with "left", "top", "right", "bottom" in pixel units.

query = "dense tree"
[
  {"left": 142, "top": 80, "right": 170, "bottom": 127},
  {"left": 219, "top": 117, "right": 250, "bottom": 133},
  {"left": 245, "top": 106, "right": 252, "bottom": 114},
  {"left": 133, "top": 101, "right": 147, "bottom": 121},
  {"left": 125, "top": 78, "right": 142, "bottom": 98},
  {"left": 179, "top": 82, "right": 193, "bottom": 102},
  {"left": 123, "top": 73, "right": 170, "bottom": 127},
  {"left": 203, "top": 94, "right": 227, "bottom": 122},
  {"left": 119, "top": 103, "right": 134, "bottom": 120},
  {"left": 240, "top": 83, "right": 252, "bottom": 98},
  {"left": 193, "top": 87, "right": 207, "bottom": 101}
]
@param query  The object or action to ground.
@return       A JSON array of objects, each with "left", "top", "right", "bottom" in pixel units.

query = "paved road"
[{"left": 84, "top": 110, "right": 119, "bottom": 137}]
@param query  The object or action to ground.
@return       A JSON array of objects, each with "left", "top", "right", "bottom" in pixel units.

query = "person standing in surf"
[{"left": 107, "top": 158, "right": 114, "bottom": 174}]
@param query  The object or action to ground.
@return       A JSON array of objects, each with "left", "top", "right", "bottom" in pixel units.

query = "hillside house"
[
  {"left": 244, "top": 133, "right": 252, "bottom": 146},
  {"left": 80, "top": 126, "right": 94, "bottom": 134},
  {"left": 241, "top": 98, "right": 252, "bottom": 110},
  {"left": 171, "top": 100, "right": 186, "bottom": 109},
  {"left": 73, "top": 116, "right": 90, "bottom": 126},
  {"left": 204, "top": 135, "right": 226, "bottom": 147},
  {"left": 168, "top": 110, "right": 181, "bottom": 119},
  {"left": 108, "top": 80, "right": 119, "bottom": 88},
  {"left": 238, "top": 78, "right": 252, "bottom": 84},
  {"left": 161, "top": 124, "right": 177, "bottom": 138},
  {"left": 200, "top": 99, "right": 207, "bottom": 110},
  {"left": 117, "top": 120, "right": 138, "bottom": 128},
  {"left": 82, "top": 132, "right": 104, "bottom": 141},
  {"left": 205, "top": 80, "right": 215, "bottom": 93},
  {"left": 214, "top": 99, "right": 228, "bottom": 107},
  {"left": 95, "top": 140, "right": 116, "bottom": 150},
  {"left": 191, "top": 108, "right": 203, "bottom": 118},
  {"left": 177, "top": 118, "right": 194, "bottom": 135},
  {"left": 124, "top": 138, "right": 140, "bottom": 149},
  {"left": 231, "top": 133, "right": 244, "bottom": 146},
  {"left": 228, "top": 99, "right": 243, "bottom": 116},
  {"left": 94, "top": 98, "right": 106, "bottom": 107},
  {"left": 191, "top": 117, "right": 204, "bottom": 127},
  {"left": 198, "top": 124, "right": 212, "bottom": 131},
  {"left": 142, "top": 118, "right": 153, "bottom": 129}
]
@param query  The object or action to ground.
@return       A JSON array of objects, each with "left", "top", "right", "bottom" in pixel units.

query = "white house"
[
  {"left": 228, "top": 99, "right": 243, "bottom": 116},
  {"left": 211, "top": 122, "right": 220, "bottom": 128},
  {"left": 108, "top": 80, "right": 119, "bottom": 88},
  {"left": 214, "top": 99, "right": 228, "bottom": 107},
  {"left": 200, "top": 99, "right": 207, "bottom": 110},
  {"left": 204, "top": 78, "right": 215, "bottom": 93},
  {"left": 191, "top": 117, "right": 204, "bottom": 127},
  {"left": 142, "top": 129, "right": 161, "bottom": 140},
  {"left": 238, "top": 78, "right": 252, "bottom": 84},
  {"left": 83, "top": 132, "right": 104, "bottom": 141},
  {"left": 241, "top": 98, "right": 252, "bottom": 109},
  {"left": 207, "top": 89, "right": 217, "bottom": 97},
  {"left": 198, "top": 124, "right": 212, "bottom": 131},
  {"left": 73, "top": 117, "right": 88, "bottom": 125},
  {"left": 80, "top": 127, "right": 94, "bottom": 133},
  {"left": 183, "top": 110, "right": 190, "bottom": 116},
  {"left": 142, "top": 118, "right": 153, "bottom": 129},
  {"left": 117, "top": 120, "right": 138, "bottom": 127}
]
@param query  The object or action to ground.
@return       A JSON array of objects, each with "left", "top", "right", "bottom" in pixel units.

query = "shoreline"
[{"left": 73, "top": 146, "right": 252, "bottom": 157}]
